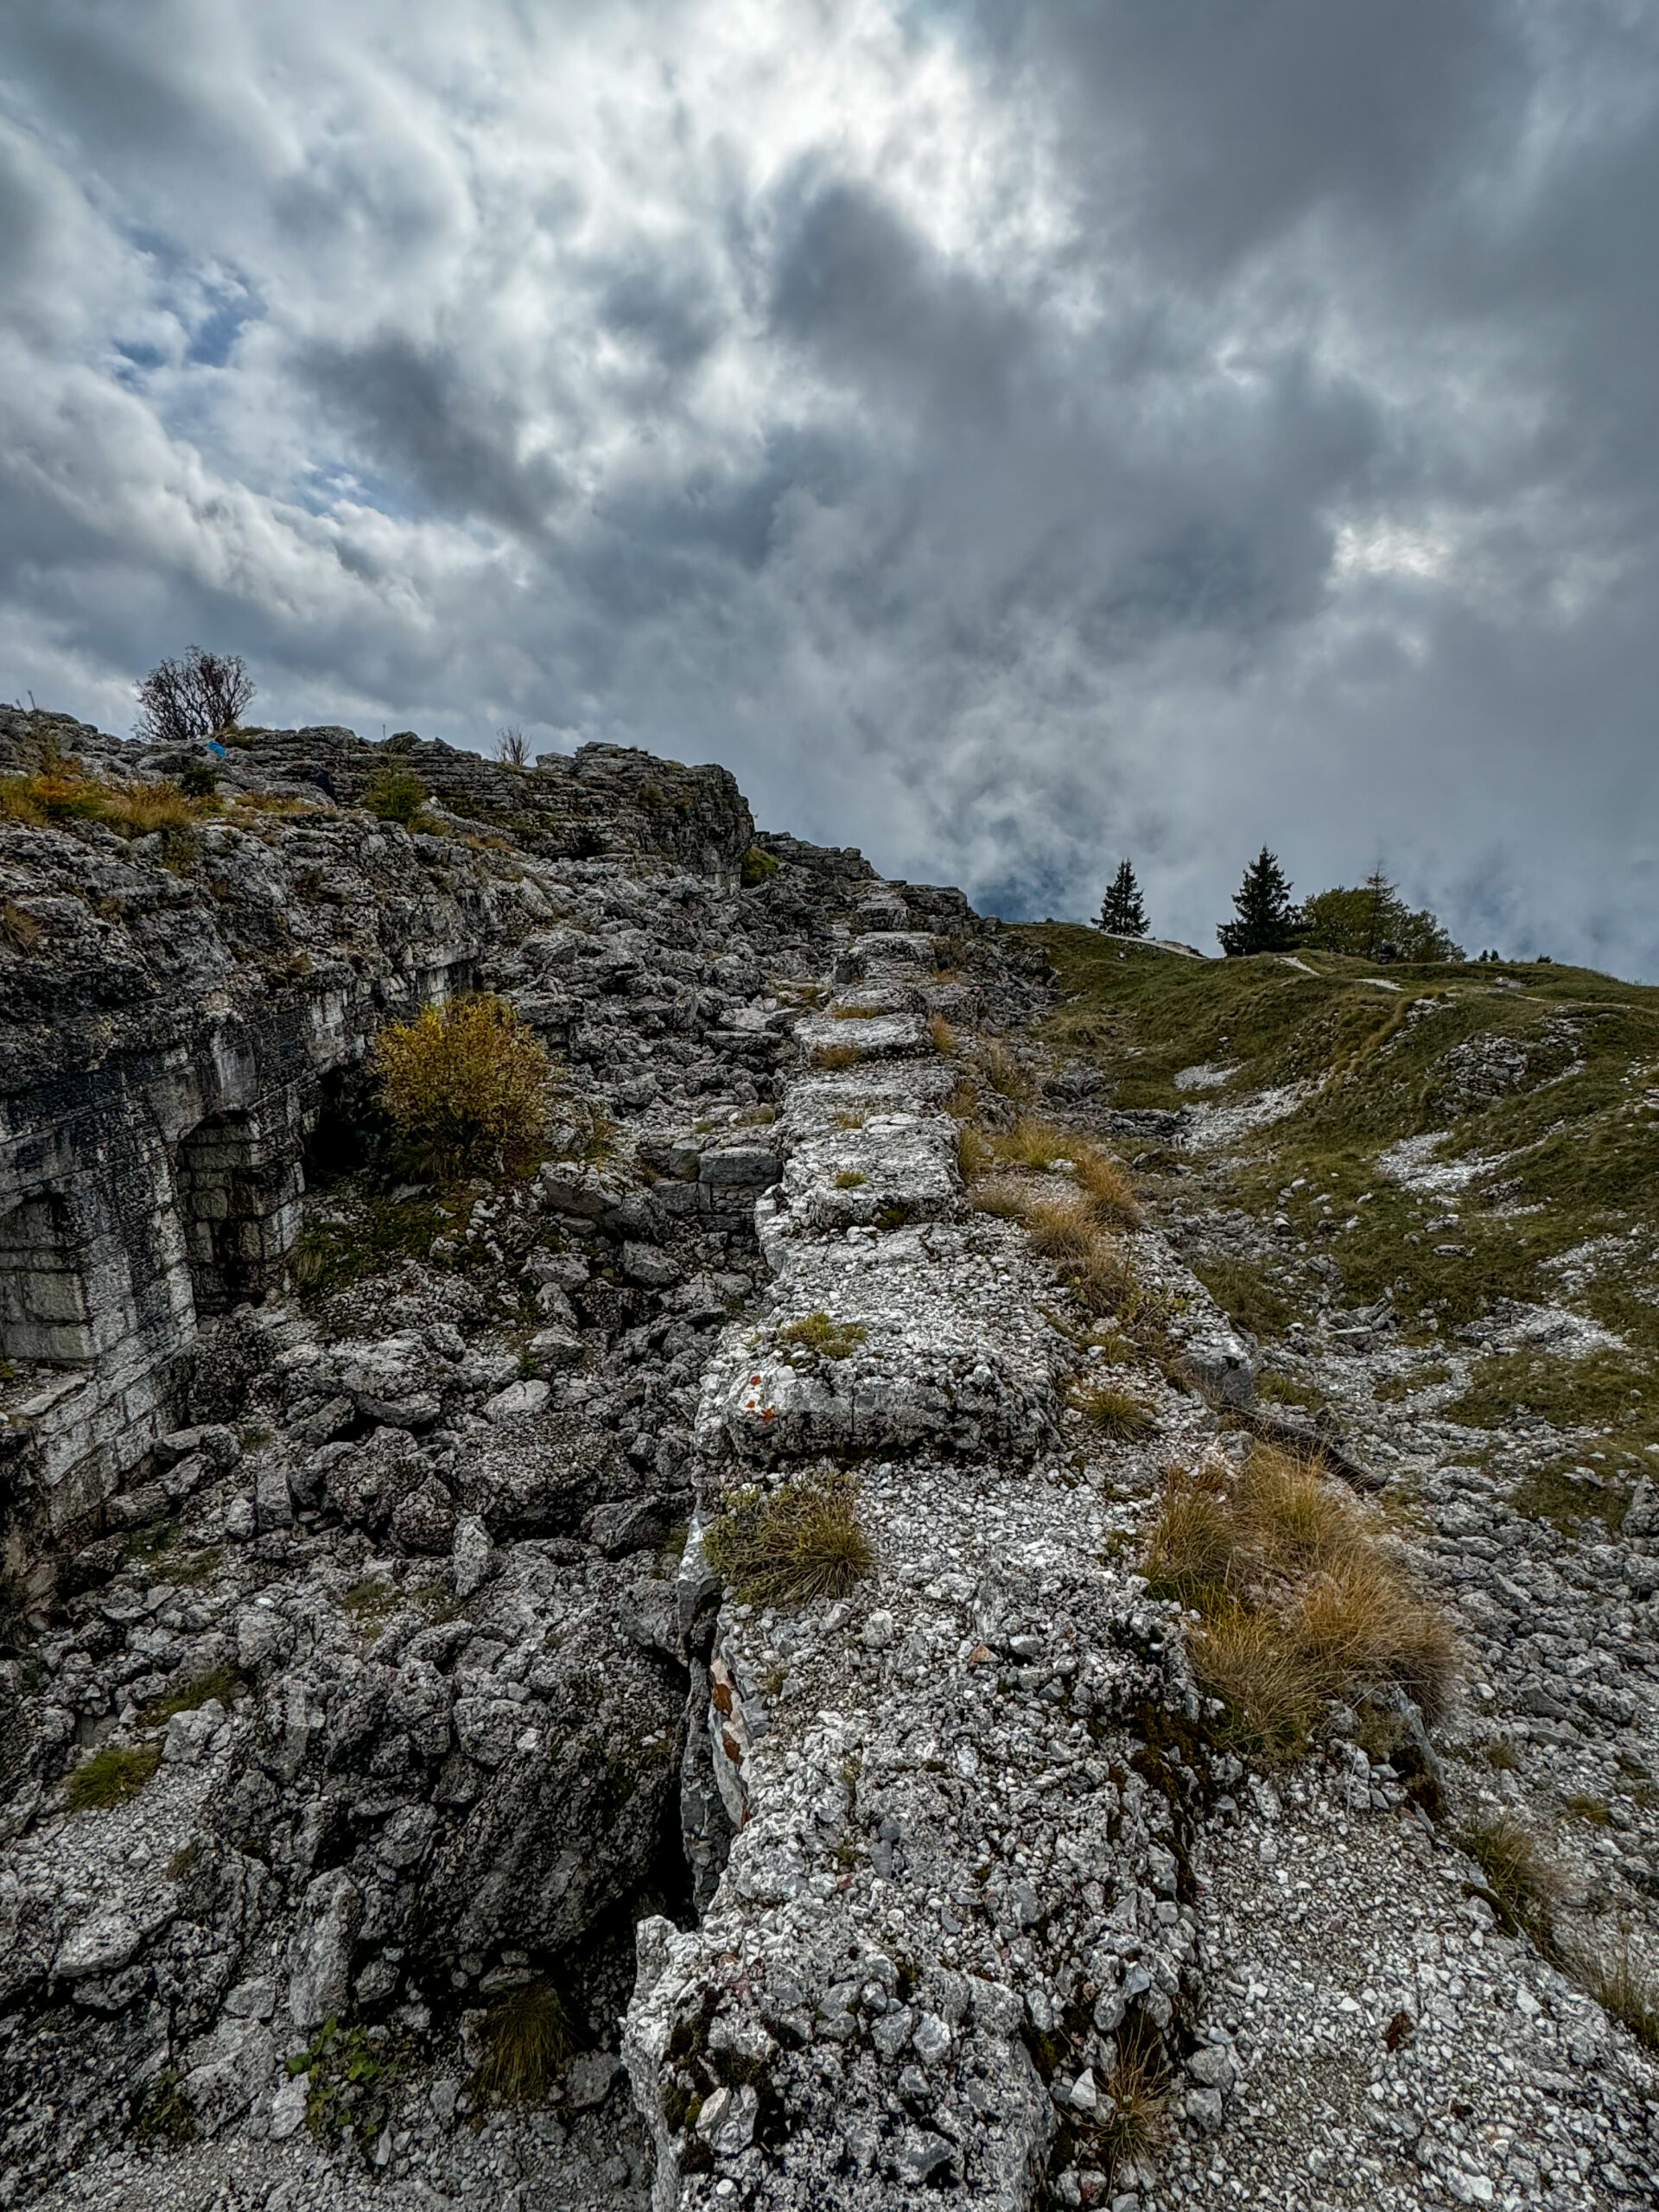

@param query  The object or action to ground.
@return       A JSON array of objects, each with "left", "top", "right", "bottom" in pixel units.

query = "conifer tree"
[
  {"left": 1098, "top": 858, "right": 1148, "bottom": 938},
  {"left": 1217, "top": 847, "right": 1301, "bottom": 957}
]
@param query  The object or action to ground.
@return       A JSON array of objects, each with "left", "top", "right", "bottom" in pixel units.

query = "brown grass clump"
[
  {"left": 928, "top": 1012, "right": 957, "bottom": 1054},
  {"left": 971, "top": 1173, "right": 1030, "bottom": 1221},
  {"left": 474, "top": 1981, "right": 574, "bottom": 2106},
  {"left": 977, "top": 1039, "right": 1033, "bottom": 1104},
  {"left": 1023, "top": 1191, "right": 1099, "bottom": 1266},
  {"left": 813, "top": 1043, "right": 863, "bottom": 1071},
  {"left": 1289, "top": 1561, "right": 1458, "bottom": 1727},
  {"left": 703, "top": 1473, "right": 874, "bottom": 1605},
  {"left": 832, "top": 1003, "right": 888, "bottom": 1020},
  {"left": 1074, "top": 1144, "right": 1142, "bottom": 1229},
  {"left": 1069, "top": 1381, "right": 1159, "bottom": 1441},
  {"left": 1, "top": 900, "right": 43, "bottom": 950},
  {"left": 0, "top": 764, "right": 208, "bottom": 841},
  {"left": 1144, "top": 1444, "right": 1459, "bottom": 1757},
  {"left": 957, "top": 1124, "right": 994, "bottom": 1181},
  {"left": 1192, "top": 1602, "right": 1326, "bottom": 1758},
  {"left": 374, "top": 994, "right": 550, "bottom": 1178}
]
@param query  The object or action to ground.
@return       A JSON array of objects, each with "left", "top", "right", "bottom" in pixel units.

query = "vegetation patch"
[
  {"left": 67, "top": 1742, "right": 162, "bottom": 1813},
  {"left": 740, "top": 843, "right": 779, "bottom": 887},
  {"left": 139, "top": 1666, "right": 240, "bottom": 1729},
  {"left": 704, "top": 1473, "right": 874, "bottom": 1605},
  {"left": 812, "top": 1043, "right": 864, "bottom": 1070},
  {"left": 361, "top": 764, "right": 432, "bottom": 830},
  {"left": 1580, "top": 1939, "right": 1659, "bottom": 2053},
  {"left": 289, "top": 1193, "right": 451, "bottom": 1299},
  {"left": 339, "top": 1577, "right": 403, "bottom": 1641},
  {"left": 1068, "top": 1381, "right": 1159, "bottom": 1441},
  {"left": 374, "top": 995, "right": 550, "bottom": 1179},
  {"left": 130, "top": 2066, "right": 196, "bottom": 2147},
  {"left": 777, "top": 1311, "right": 868, "bottom": 1362},
  {"left": 1460, "top": 1813, "right": 1565, "bottom": 1954},
  {"left": 1255, "top": 1370, "right": 1324, "bottom": 1411},
  {"left": 288, "top": 2017, "right": 412, "bottom": 2143},
  {"left": 1145, "top": 1446, "right": 1457, "bottom": 1758},
  {"left": 474, "top": 1980, "right": 575, "bottom": 2106},
  {"left": 1189, "top": 1255, "right": 1295, "bottom": 1339}
]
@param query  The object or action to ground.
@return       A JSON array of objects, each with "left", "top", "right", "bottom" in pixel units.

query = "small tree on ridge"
[
  {"left": 1098, "top": 858, "right": 1148, "bottom": 938},
  {"left": 1217, "top": 848, "right": 1301, "bottom": 957}
]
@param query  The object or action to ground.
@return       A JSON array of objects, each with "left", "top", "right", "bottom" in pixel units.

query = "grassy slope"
[{"left": 1018, "top": 930, "right": 1659, "bottom": 1516}]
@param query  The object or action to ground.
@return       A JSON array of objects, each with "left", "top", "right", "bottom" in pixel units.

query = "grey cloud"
[
  {"left": 296, "top": 334, "right": 569, "bottom": 536},
  {"left": 1, "top": 1, "right": 1658, "bottom": 975}
]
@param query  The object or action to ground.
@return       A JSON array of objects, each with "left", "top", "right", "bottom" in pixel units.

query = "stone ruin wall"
[{"left": 0, "top": 708, "right": 760, "bottom": 1573}]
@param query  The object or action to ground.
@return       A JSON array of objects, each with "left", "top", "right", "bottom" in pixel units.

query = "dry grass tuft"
[
  {"left": 1580, "top": 1938, "right": 1659, "bottom": 2051},
  {"left": 928, "top": 1012, "right": 957, "bottom": 1054},
  {"left": 1289, "top": 1561, "right": 1458, "bottom": 1728},
  {"left": 977, "top": 1039, "right": 1033, "bottom": 1104},
  {"left": 1461, "top": 1814, "right": 1566, "bottom": 1951},
  {"left": 957, "top": 1124, "right": 994, "bottom": 1181},
  {"left": 1074, "top": 1145, "right": 1142, "bottom": 1229},
  {"left": 832, "top": 1003, "right": 888, "bottom": 1020},
  {"left": 813, "top": 1042, "right": 863, "bottom": 1071},
  {"left": 1192, "top": 1601, "right": 1326, "bottom": 1758},
  {"left": 1, "top": 899, "right": 43, "bottom": 950},
  {"left": 1096, "top": 2018, "right": 1171, "bottom": 2172},
  {"left": 0, "top": 764, "right": 209, "bottom": 842},
  {"left": 475, "top": 1981, "right": 574, "bottom": 2106},
  {"left": 1145, "top": 1445, "right": 1459, "bottom": 1756},
  {"left": 1023, "top": 1191, "right": 1100, "bottom": 1265},
  {"left": 704, "top": 1473, "right": 874, "bottom": 1605},
  {"left": 1069, "top": 1380, "right": 1159, "bottom": 1441},
  {"left": 373, "top": 994, "right": 550, "bottom": 1178},
  {"left": 833, "top": 1167, "right": 867, "bottom": 1189}
]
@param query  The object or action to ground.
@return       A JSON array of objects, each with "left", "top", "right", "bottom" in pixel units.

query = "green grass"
[
  {"left": 1068, "top": 1381, "right": 1159, "bottom": 1440},
  {"left": 1255, "top": 1370, "right": 1324, "bottom": 1411},
  {"left": 67, "top": 1742, "right": 162, "bottom": 1812},
  {"left": 776, "top": 1311, "right": 868, "bottom": 1362},
  {"left": 704, "top": 1473, "right": 874, "bottom": 1605},
  {"left": 339, "top": 1576, "right": 403, "bottom": 1640},
  {"left": 139, "top": 1666, "right": 239, "bottom": 1728},
  {"left": 1189, "top": 1255, "right": 1295, "bottom": 1338},
  {"left": 290, "top": 1194, "right": 450, "bottom": 1298},
  {"left": 1022, "top": 925, "right": 1659, "bottom": 1452}
]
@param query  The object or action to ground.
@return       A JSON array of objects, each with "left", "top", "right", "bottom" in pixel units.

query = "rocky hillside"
[{"left": 0, "top": 714, "right": 1655, "bottom": 2211}]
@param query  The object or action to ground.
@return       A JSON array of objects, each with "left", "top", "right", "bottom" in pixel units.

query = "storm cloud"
[{"left": 2, "top": 0, "right": 1657, "bottom": 968}]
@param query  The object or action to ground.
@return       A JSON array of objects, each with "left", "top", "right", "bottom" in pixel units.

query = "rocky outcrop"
[
  {"left": 0, "top": 709, "right": 754, "bottom": 1556},
  {"left": 2, "top": 708, "right": 1655, "bottom": 2212}
]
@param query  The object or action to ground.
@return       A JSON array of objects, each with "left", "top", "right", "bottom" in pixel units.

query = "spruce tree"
[
  {"left": 1217, "top": 847, "right": 1301, "bottom": 957},
  {"left": 1098, "top": 858, "right": 1148, "bottom": 938}
]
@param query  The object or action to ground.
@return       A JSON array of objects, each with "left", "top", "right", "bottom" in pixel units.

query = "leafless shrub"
[{"left": 136, "top": 648, "right": 254, "bottom": 746}]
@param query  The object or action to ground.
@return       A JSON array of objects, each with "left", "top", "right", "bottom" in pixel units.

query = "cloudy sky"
[{"left": 3, "top": 3, "right": 1658, "bottom": 969}]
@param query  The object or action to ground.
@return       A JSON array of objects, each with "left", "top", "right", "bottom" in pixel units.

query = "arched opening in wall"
[
  {"left": 175, "top": 1114, "right": 303, "bottom": 1315},
  {"left": 0, "top": 1191, "right": 95, "bottom": 1369},
  {"left": 302, "top": 1062, "right": 396, "bottom": 1188}
]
